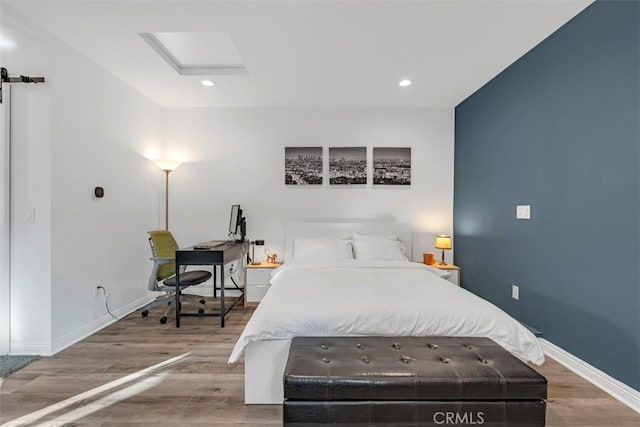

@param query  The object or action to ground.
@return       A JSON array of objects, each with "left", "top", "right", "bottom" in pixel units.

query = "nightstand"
[
  {"left": 245, "top": 262, "right": 282, "bottom": 305},
  {"left": 428, "top": 263, "right": 460, "bottom": 286}
]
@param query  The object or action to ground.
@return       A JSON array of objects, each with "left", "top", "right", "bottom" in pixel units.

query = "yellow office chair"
[{"left": 141, "top": 230, "right": 211, "bottom": 324}]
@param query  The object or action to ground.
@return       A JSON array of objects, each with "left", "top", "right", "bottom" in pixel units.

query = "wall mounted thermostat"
[{"left": 94, "top": 186, "right": 104, "bottom": 199}]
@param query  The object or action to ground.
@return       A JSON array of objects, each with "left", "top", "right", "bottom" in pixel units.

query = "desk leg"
[
  {"left": 220, "top": 265, "right": 225, "bottom": 328},
  {"left": 175, "top": 268, "right": 181, "bottom": 328},
  {"left": 213, "top": 266, "right": 217, "bottom": 298}
]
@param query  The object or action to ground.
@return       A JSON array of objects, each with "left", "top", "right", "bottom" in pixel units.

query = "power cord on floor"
[{"left": 97, "top": 285, "right": 118, "bottom": 320}]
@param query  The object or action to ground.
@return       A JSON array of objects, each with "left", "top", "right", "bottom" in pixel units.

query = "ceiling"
[{"left": 1, "top": 0, "right": 593, "bottom": 108}]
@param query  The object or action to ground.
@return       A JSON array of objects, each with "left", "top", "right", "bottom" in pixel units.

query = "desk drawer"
[{"left": 247, "top": 283, "right": 271, "bottom": 303}]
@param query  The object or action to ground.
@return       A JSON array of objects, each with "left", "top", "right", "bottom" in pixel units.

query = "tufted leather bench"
[{"left": 283, "top": 336, "right": 547, "bottom": 426}]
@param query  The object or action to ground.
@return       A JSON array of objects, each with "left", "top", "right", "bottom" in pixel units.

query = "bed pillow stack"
[{"left": 350, "top": 232, "right": 409, "bottom": 261}]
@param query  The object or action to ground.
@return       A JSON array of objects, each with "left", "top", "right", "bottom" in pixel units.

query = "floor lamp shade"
[
  {"left": 153, "top": 160, "right": 182, "bottom": 230},
  {"left": 153, "top": 160, "right": 181, "bottom": 172}
]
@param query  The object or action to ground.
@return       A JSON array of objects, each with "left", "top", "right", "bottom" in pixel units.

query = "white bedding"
[{"left": 229, "top": 260, "right": 544, "bottom": 364}]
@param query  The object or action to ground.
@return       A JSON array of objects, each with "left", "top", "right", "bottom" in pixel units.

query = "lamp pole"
[
  {"left": 153, "top": 159, "right": 182, "bottom": 231},
  {"left": 164, "top": 169, "right": 170, "bottom": 230}
]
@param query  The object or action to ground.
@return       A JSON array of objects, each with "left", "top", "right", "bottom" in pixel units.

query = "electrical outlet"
[
  {"left": 512, "top": 285, "right": 520, "bottom": 300},
  {"left": 94, "top": 283, "right": 102, "bottom": 297}
]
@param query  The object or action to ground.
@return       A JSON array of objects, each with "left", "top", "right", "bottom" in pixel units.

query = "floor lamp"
[{"left": 153, "top": 160, "right": 182, "bottom": 230}]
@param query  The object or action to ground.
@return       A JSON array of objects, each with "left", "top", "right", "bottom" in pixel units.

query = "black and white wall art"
[
  {"left": 329, "top": 147, "right": 367, "bottom": 185},
  {"left": 373, "top": 147, "right": 411, "bottom": 185},
  {"left": 285, "top": 147, "right": 323, "bottom": 185}
]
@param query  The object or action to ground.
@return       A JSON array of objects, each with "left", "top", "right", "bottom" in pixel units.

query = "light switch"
[
  {"left": 25, "top": 208, "right": 35, "bottom": 223},
  {"left": 516, "top": 205, "right": 531, "bottom": 220}
]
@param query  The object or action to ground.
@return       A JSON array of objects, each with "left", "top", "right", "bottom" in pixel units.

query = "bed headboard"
[{"left": 285, "top": 222, "right": 412, "bottom": 261}]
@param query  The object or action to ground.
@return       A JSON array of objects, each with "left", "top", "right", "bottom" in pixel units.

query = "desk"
[{"left": 175, "top": 241, "right": 248, "bottom": 328}]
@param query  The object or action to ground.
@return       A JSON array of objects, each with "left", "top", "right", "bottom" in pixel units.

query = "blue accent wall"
[{"left": 454, "top": 1, "right": 639, "bottom": 390}]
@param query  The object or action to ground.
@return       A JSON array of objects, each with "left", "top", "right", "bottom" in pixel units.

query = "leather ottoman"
[{"left": 283, "top": 336, "right": 547, "bottom": 426}]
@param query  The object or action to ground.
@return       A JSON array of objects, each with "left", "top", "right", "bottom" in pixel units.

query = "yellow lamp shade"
[
  {"left": 153, "top": 159, "right": 182, "bottom": 171},
  {"left": 435, "top": 235, "right": 452, "bottom": 250}
]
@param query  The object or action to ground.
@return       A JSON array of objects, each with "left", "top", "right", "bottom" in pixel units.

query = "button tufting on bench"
[
  {"left": 400, "top": 355, "right": 413, "bottom": 363},
  {"left": 283, "top": 336, "right": 548, "bottom": 427}
]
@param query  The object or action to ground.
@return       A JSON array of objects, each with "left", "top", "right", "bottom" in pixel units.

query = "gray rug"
[{"left": 0, "top": 355, "right": 40, "bottom": 377}]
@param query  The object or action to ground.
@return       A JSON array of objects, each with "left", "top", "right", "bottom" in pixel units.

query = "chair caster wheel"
[
  {"left": 160, "top": 317, "right": 167, "bottom": 324},
  {"left": 199, "top": 299, "right": 205, "bottom": 305},
  {"left": 141, "top": 310, "right": 149, "bottom": 317},
  {"left": 198, "top": 309, "right": 205, "bottom": 314}
]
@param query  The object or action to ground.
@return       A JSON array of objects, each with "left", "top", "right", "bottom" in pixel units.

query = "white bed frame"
[{"left": 244, "top": 222, "right": 412, "bottom": 404}]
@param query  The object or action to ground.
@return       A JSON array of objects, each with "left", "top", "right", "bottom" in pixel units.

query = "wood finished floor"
[{"left": 1, "top": 299, "right": 638, "bottom": 426}]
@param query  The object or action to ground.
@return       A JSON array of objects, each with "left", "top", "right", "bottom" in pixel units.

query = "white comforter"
[{"left": 229, "top": 260, "right": 544, "bottom": 364}]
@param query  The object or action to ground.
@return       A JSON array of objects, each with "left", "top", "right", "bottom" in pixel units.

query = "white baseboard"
[
  {"left": 49, "top": 294, "right": 156, "bottom": 355},
  {"left": 540, "top": 338, "right": 640, "bottom": 413},
  {"left": 9, "top": 341, "right": 53, "bottom": 355},
  {"left": 8, "top": 287, "right": 246, "bottom": 357},
  {"left": 46, "top": 288, "right": 242, "bottom": 354},
  {"left": 9, "top": 295, "right": 154, "bottom": 356}
]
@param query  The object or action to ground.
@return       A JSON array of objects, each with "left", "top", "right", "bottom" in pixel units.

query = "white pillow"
[
  {"left": 352, "top": 232, "right": 408, "bottom": 255},
  {"left": 351, "top": 239, "right": 408, "bottom": 261},
  {"left": 352, "top": 232, "right": 399, "bottom": 241},
  {"left": 293, "top": 238, "right": 354, "bottom": 260}
]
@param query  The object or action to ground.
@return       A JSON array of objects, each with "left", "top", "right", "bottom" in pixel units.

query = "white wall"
[
  {"left": 1, "top": 8, "right": 163, "bottom": 354},
  {"left": 163, "top": 108, "right": 454, "bottom": 262},
  {"left": 1, "top": 7, "right": 454, "bottom": 355},
  {"left": 48, "top": 36, "right": 164, "bottom": 350},
  {"left": 1, "top": 10, "right": 55, "bottom": 354},
  {"left": 9, "top": 81, "right": 53, "bottom": 353}
]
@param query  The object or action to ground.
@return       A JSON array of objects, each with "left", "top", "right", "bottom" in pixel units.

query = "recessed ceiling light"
[
  {"left": 201, "top": 79, "right": 215, "bottom": 87},
  {"left": 398, "top": 79, "right": 412, "bottom": 87}
]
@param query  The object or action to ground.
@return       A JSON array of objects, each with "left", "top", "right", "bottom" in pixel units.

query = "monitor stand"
[{"left": 234, "top": 217, "right": 246, "bottom": 243}]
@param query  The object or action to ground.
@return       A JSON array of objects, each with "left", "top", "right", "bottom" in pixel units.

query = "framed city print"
[
  {"left": 285, "top": 147, "right": 323, "bottom": 185},
  {"left": 329, "top": 147, "right": 366, "bottom": 185},
  {"left": 373, "top": 147, "right": 411, "bottom": 185}
]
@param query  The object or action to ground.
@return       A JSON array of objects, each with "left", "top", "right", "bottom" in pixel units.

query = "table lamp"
[
  {"left": 434, "top": 234, "right": 452, "bottom": 265},
  {"left": 250, "top": 239, "right": 265, "bottom": 265}
]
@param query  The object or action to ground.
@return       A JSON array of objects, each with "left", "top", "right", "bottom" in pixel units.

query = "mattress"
[{"left": 229, "top": 260, "right": 544, "bottom": 365}]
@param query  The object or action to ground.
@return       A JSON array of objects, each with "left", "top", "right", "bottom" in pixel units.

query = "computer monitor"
[
  {"left": 229, "top": 204, "right": 241, "bottom": 235},
  {"left": 229, "top": 204, "right": 247, "bottom": 242}
]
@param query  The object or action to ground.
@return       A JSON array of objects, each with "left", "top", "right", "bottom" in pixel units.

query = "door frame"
[{"left": 0, "top": 86, "right": 11, "bottom": 355}]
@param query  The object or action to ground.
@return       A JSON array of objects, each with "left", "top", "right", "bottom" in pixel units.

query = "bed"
[{"left": 229, "top": 223, "right": 544, "bottom": 404}]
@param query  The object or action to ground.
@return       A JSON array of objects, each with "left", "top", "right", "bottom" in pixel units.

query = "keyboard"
[{"left": 193, "top": 241, "right": 227, "bottom": 249}]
